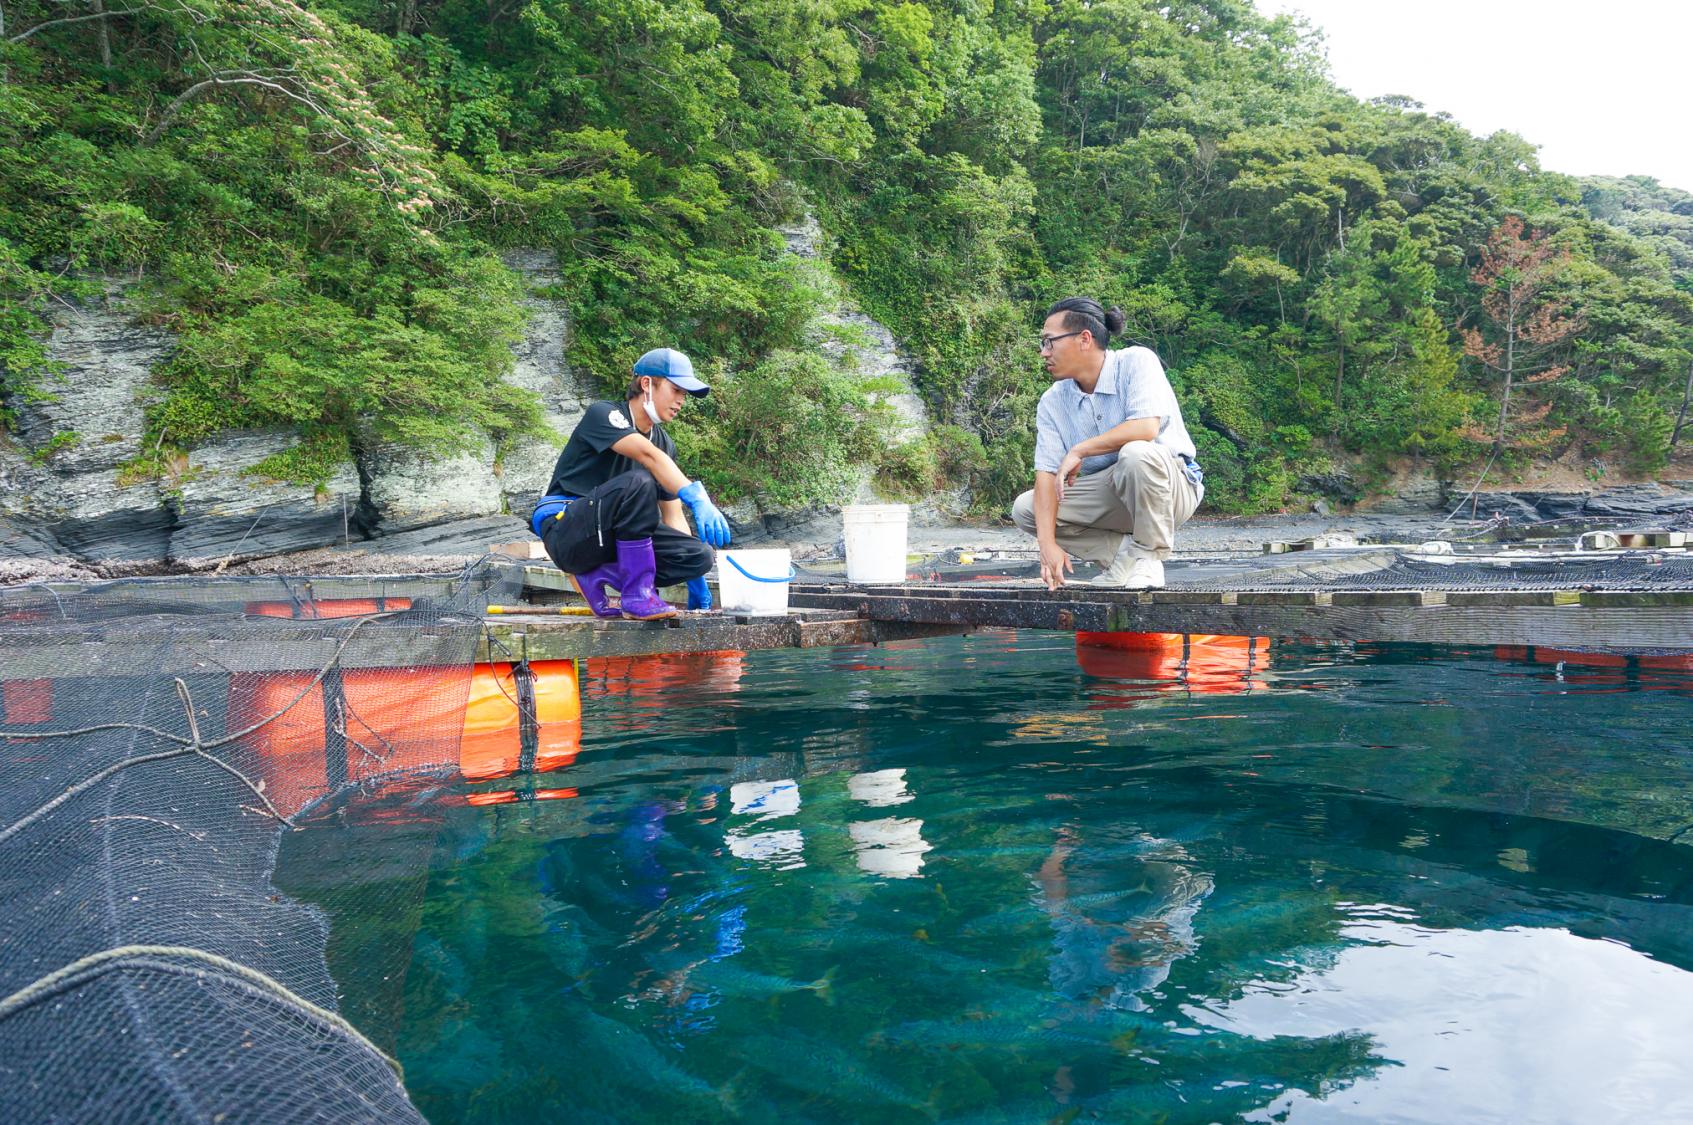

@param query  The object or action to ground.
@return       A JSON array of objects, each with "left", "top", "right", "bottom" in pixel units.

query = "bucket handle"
[{"left": 725, "top": 555, "right": 796, "bottom": 583}]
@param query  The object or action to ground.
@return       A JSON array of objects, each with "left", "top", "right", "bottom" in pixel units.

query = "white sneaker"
[{"left": 1092, "top": 540, "right": 1164, "bottom": 589}]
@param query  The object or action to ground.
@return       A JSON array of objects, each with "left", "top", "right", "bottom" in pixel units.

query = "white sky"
[{"left": 1261, "top": 0, "right": 1693, "bottom": 192}]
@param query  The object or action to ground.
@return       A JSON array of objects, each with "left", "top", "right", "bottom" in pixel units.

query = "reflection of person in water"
[
  {"left": 1037, "top": 826, "right": 1213, "bottom": 1013},
  {"left": 539, "top": 792, "right": 737, "bottom": 1013}
]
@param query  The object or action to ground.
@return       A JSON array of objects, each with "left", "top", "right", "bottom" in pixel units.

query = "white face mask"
[{"left": 642, "top": 386, "right": 662, "bottom": 426}]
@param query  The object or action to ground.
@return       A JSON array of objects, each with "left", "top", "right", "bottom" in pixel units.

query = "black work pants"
[{"left": 541, "top": 470, "right": 714, "bottom": 585}]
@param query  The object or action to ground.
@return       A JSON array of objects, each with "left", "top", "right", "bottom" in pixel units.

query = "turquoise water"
[{"left": 285, "top": 633, "right": 1693, "bottom": 1123}]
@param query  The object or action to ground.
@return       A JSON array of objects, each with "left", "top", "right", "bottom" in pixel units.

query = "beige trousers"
[{"left": 1011, "top": 441, "right": 1202, "bottom": 563}]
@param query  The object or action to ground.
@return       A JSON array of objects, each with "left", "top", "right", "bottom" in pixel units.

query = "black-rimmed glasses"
[{"left": 1039, "top": 331, "right": 1082, "bottom": 351}]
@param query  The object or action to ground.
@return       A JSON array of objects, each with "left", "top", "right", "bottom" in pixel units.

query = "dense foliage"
[{"left": 2, "top": 0, "right": 1690, "bottom": 511}]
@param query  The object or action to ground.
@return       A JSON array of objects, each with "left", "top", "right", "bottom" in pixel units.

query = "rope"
[
  {"left": 1440, "top": 446, "right": 1502, "bottom": 525},
  {"left": 0, "top": 613, "right": 403, "bottom": 844},
  {"left": 0, "top": 944, "right": 404, "bottom": 1080},
  {"left": 478, "top": 619, "right": 542, "bottom": 756},
  {"left": 211, "top": 503, "right": 272, "bottom": 575},
  {"left": 0, "top": 679, "right": 295, "bottom": 847},
  {"left": 2, "top": 582, "right": 69, "bottom": 619}
]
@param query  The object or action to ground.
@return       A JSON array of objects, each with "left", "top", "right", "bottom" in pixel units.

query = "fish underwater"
[
  {"left": 565, "top": 1005, "right": 734, "bottom": 1109},
  {"left": 685, "top": 960, "right": 837, "bottom": 1005},
  {"left": 871, "top": 1009, "right": 1148, "bottom": 1056},
  {"left": 737, "top": 1030, "right": 925, "bottom": 1108}
]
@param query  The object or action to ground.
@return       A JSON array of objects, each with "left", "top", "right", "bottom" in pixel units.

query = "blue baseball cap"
[{"left": 632, "top": 348, "right": 709, "bottom": 396}]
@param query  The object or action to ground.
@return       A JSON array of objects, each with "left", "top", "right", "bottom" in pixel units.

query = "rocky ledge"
[{"left": 2, "top": 252, "right": 588, "bottom": 564}]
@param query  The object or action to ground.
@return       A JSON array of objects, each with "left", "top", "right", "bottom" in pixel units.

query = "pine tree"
[{"left": 1462, "top": 216, "right": 1584, "bottom": 455}]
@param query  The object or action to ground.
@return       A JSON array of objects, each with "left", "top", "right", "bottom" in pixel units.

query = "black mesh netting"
[{"left": 0, "top": 562, "right": 523, "bottom": 1123}]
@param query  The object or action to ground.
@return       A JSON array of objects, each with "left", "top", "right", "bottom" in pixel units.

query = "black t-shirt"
[{"left": 544, "top": 400, "right": 679, "bottom": 499}]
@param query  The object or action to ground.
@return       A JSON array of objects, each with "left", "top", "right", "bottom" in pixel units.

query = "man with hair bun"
[{"left": 1012, "top": 297, "right": 1204, "bottom": 590}]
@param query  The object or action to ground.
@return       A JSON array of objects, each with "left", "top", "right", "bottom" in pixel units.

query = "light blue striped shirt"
[{"left": 1033, "top": 345, "right": 1197, "bottom": 478}]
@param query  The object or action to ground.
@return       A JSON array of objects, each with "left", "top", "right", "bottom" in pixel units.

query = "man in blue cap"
[{"left": 530, "top": 348, "right": 732, "bottom": 620}]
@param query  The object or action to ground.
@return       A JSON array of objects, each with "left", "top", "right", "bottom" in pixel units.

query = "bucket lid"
[{"left": 843, "top": 504, "right": 910, "bottom": 518}]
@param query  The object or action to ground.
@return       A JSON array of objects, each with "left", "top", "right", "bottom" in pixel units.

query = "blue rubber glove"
[
  {"left": 678, "top": 480, "right": 732, "bottom": 548},
  {"left": 686, "top": 576, "right": 713, "bottom": 611}
]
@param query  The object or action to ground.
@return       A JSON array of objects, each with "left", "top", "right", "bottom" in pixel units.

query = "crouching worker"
[
  {"left": 1013, "top": 297, "right": 1204, "bottom": 591},
  {"left": 530, "top": 348, "right": 732, "bottom": 620}
]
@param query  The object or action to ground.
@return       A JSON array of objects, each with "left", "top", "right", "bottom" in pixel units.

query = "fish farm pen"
[{"left": 2, "top": 536, "right": 1692, "bottom": 1122}]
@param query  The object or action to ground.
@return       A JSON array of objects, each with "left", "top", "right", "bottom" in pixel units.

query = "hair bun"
[{"left": 1103, "top": 306, "right": 1126, "bottom": 334}]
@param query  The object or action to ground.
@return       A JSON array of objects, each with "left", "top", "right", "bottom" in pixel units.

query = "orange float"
[
  {"left": 1075, "top": 632, "right": 1270, "bottom": 698},
  {"left": 2, "top": 679, "right": 53, "bottom": 726},
  {"left": 243, "top": 597, "right": 413, "bottom": 619},
  {"left": 1492, "top": 646, "right": 1693, "bottom": 696},
  {"left": 1494, "top": 645, "right": 1693, "bottom": 672},
  {"left": 465, "top": 787, "right": 580, "bottom": 807},
  {"left": 226, "top": 660, "right": 581, "bottom": 816}
]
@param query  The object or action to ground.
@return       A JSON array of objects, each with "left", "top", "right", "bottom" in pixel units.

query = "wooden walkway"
[
  {"left": 785, "top": 581, "right": 1693, "bottom": 651},
  {"left": 490, "top": 567, "right": 964, "bottom": 662},
  {"left": 509, "top": 548, "right": 1693, "bottom": 657},
  {"left": 6, "top": 546, "right": 1689, "bottom": 677}
]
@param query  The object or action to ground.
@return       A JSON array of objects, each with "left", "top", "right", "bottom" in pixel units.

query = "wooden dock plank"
[
  {"left": 789, "top": 591, "right": 1119, "bottom": 632},
  {"left": 785, "top": 583, "right": 1693, "bottom": 652},
  {"left": 476, "top": 612, "right": 965, "bottom": 661},
  {"left": 0, "top": 624, "right": 482, "bottom": 678},
  {"left": 1445, "top": 590, "right": 1583, "bottom": 607},
  {"left": 0, "top": 604, "right": 964, "bottom": 677},
  {"left": 1330, "top": 590, "right": 1447, "bottom": 607},
  {"left": 13, "top": 554, "right": 1688, "bottom": 680},
  {"left": 1096, "top": 602, "right": 1692, "bottom": 650}
]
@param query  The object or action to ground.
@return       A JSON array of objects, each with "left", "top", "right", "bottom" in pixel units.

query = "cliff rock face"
[
  {"left": 763, "top": 214, "right": 960, "bottom": 528},
  {"left": 494, "top": 249, "right": 587, "bottom": 513},
  {"left": 168, "top": 430, "right": 364, "bottom": 559},
  {"left": 780, "top": 215, "right": 929, "bottom": 450},
  {"left": 1, "top": 253, "right": 591, "bottom": 563},
  {"left": 363, "top": 250, "right": 587, "bottom": 539},
  {"left": 1, "top": 281, "right": 173, "bottom": 559}
]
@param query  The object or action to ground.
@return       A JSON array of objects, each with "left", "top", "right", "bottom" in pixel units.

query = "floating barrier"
[
  {"left": 1075, "top": 632, "right": 1270, "bottom": 696},
  {"left": 227, "top": 660, "right": 581, "bottom": 815},
  {"left": 243, "top": 597, "right": 414, "bottom": 619},
  {"left": 465, "top": 786, "right": 580, "bottom": 807},
  {"left": 1493, "top": 645, "right": 1693, "bottom": 672},
  {"left": 1491, "top": 646, "right": 1693, "bottom": 698}
]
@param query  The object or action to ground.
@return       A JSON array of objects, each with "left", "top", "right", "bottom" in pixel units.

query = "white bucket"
[
  {"left": 843, "top": 504, "right": 909, "bottom": 584},
  {"left": 717, "top": 549, "right": 794, "bottom": 614}
]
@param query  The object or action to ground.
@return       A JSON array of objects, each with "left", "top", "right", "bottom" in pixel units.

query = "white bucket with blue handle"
[{"left": 717, "top": 549, "right": 795, "bottom": 614}]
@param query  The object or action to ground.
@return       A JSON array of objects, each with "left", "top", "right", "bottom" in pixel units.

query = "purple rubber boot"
[
  {"left": 569, "top": 558, "right": 623, "bottom": 619},
  {"left": 614, "top": 538, "right": 678, "bottom": 621}
]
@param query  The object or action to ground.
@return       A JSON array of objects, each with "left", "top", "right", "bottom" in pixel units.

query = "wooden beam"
[
  {"left": 1, "top": 623, "right": 481, "bottom": 679},
  {"left": 1, "top": 608, "right": 967, "bottom": 678},
  {"left": 1099, "top": 603, "right": 1690, "bottom": 650},
  {"left": 789, "top": 591, "right": 1119, "bottom": 632},
  {"left": 476, "top": 611, "right": 965, "bottom": 661},
  {"left": 788, "top": 582, "right": 1693, "bottom": 652}
]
